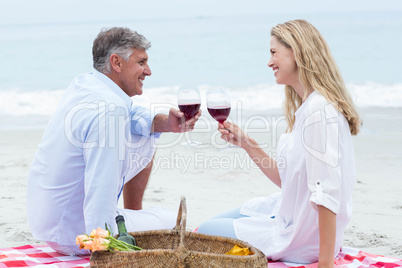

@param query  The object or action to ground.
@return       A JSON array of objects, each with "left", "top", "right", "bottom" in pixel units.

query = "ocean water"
[{"left": 0, "top": 11, "right": 401, "bottom": 126}]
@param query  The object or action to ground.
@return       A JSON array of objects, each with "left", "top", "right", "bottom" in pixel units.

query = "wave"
[{"left": 1, "top": 82, "right": 401, "bottom": 116}]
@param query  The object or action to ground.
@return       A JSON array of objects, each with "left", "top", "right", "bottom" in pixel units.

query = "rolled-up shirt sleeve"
[
  {"left": 302, "top": 100, "right": 342, "bottom": 214},
  {"left": 130, "top": 105, "right": 161, "bottom": 138}
]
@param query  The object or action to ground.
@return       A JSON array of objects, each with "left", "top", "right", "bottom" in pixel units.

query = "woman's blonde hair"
[{"left": 271, "top": 19, "right": 360, "bottom": 135}]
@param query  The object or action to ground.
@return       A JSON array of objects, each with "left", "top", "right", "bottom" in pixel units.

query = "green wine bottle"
[{"left": 115, "top": 215, "right": 137, "bottom": 246}]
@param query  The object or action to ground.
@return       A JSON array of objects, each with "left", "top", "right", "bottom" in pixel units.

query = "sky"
[{"left": 1, "top": 0, "right": 402, "bottom": 25}]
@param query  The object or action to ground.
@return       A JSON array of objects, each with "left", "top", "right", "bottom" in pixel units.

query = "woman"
[{"left": 197, "top": 20, "right": 360, "bottom": 267}]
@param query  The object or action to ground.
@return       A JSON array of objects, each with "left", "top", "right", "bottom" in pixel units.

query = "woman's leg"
[
  {"left": 197, "top": 218, "right": 237, "bottom": 239},
  {"left": 197, "top": 206, "right": 249, "bottom": 239},
  {"left": 211, "top": 206, "right": 245, "bottom": 220}
]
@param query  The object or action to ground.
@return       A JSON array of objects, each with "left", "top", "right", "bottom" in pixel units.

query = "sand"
[{"left": 0, "top": 107, "right": 401, "bottom": 259}]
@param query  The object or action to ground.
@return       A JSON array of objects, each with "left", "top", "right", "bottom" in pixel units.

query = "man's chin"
[{"left": 130, "top": 89, "right": 143, "bottom": 97}]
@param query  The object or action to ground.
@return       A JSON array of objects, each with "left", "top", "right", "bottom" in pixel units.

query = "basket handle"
[
  {"left": 174, "top": 196, "right": 189, "bottom": 267},
  {"left": 175, "top": 196, "right": 187, "bottom": 246}
]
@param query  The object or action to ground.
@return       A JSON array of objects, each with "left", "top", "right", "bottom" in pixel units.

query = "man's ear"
[{"left": 110, "top": 54, "right": 122, "bottom": 73}]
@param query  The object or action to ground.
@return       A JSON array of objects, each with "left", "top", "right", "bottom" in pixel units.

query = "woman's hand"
[
  {"left": 218, "top": 121, "right": 249, "bottom": 149},
  {"left": 219, "top": 120, "right": 282, "bottom": 188}
]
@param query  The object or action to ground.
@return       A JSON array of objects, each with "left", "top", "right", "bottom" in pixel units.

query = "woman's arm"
[
  {"left": 219, "top": 121, "right": 281, "bottom": 188},
  {"left": 317, "top": 205, "right": 336, "bottom": 268}
]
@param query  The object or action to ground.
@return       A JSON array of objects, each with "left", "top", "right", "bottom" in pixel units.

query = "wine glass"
[
  {"left": 178, "top": 87, "right": 202, "bottom": 147},
  {"left": 206, "top": 88, "right": 235, "bottom": 150}
]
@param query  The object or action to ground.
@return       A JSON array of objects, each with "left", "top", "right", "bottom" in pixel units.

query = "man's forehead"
[{"left": 131, "top": 49, "right": 148, "bottom": 59}]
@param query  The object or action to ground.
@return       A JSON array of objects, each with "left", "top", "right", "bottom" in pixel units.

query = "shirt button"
[{"left": 317, "top": 182, "right": 320, "bottom": 185}]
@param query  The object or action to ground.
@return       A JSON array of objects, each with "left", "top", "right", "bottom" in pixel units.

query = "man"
[{"left": 26, "top": 27, "right": 200, "bottom": 255}]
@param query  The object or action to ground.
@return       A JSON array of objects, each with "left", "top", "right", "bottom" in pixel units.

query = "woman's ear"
[{"left": 110, "top": 54, "right": 122, "bottom": 73}]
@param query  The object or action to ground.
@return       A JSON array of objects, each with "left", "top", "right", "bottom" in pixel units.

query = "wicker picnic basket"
[{"left": 90, "top": 196, "right": 268, "bottom": 267}]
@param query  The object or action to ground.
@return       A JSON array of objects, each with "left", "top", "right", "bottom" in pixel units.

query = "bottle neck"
[{"left": 117, "top": 220, "right": 128, "bottom": 235}]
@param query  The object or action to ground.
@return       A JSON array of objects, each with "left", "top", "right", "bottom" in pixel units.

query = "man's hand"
[
  {"left": 152, "top": 108, "right": 201, "bottom": 133},
  {"left": 167, "top": 108, "right": 202, "bottom": 133}
]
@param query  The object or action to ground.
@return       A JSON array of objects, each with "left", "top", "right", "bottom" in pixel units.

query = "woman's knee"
[
  {"left": 197, "top": 218, "right": 237, "bottom": 239},
  {"left": 211, "top": 206, "right": 244, "bottom": 219}
]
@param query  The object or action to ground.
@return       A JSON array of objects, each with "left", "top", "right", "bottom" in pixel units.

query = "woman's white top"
[{"left": 234, "top": 91, "right": 355, "bottom": 263}]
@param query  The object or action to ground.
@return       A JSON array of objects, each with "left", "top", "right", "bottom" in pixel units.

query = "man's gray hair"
[{"left": 92, "top": 27, "right": 151, "bottom": 74}]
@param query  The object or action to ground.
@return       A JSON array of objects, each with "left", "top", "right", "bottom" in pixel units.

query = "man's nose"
[{"left": 144, "top": 65, "right": 152, "bottom": 76}]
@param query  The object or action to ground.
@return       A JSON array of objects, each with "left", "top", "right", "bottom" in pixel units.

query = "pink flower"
[
  {"left": 83, "top": 240, "right": 94, "bottom": 250},
  {"left": 76, "top": 234, "right": 89, "bottom": 245},
  {"left": 77, "top": 226, "right": 141, "bottom": 252},
  {"left": 90, "top": 227, "right": 110, "bottom": 239},
  {"left": 92, "top": 237, "right": 110, "bottom": 252},
  {"left": 89, "top": 229, "right": 97, "bottom": 238}
]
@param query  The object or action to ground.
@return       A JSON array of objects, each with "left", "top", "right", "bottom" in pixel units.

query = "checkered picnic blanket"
[
  {"left": 1, "top": 244, "right": 401, "bottom": 267},
  {"left": 268, "top": 247, "right": 402, "bottom": 268},
  {"left": 0, "top": 245, "right": 89, "bottom": 268}
]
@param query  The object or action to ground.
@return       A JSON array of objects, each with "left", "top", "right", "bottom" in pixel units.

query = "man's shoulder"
[
  {"left": 72, "top": 72, "right": 106, "bottom": 91},
  {"left": 68, "top": 72, "right": 128, "bottom": 109}
]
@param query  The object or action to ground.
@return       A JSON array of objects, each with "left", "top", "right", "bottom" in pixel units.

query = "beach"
[
  {"left": 1, "top": 2, "right": 401, "bottom": 265},
  {"left": 0, "top": 107, "right": 401, "bottom": 259}
]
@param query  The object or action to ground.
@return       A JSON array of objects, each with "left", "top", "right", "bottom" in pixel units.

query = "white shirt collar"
[
  {"left": 295, "top": 90, "right": 317, "bottom": 118},
  {"left": 92, "top": 69, "right": 133, "bottom": 109}
]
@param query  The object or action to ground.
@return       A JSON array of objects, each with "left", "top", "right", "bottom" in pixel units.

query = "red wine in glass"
[
  {"left": 179, "top": 103, "right": 201, "bottom": 120},
  {"left": 178, "top": 87, "right": 202, "bottom": 146},
  {"left": 207, "top": 106, "right": 231, "bottom": 124},
  {"left": 206, "top": 88, "right": 235, "bottom": 151}
]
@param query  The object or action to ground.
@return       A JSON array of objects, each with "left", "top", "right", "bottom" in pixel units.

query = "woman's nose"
[{"left": 267, "top": 57, "right": 273, "bottom": 68}]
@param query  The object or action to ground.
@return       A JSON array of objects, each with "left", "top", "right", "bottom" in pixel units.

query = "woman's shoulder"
[
  {"left": 307, "top": 91, "right": 328, "bottom": 108},
  {"left": 305, "top": 91, "right": 338, "bottom": 116}
]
